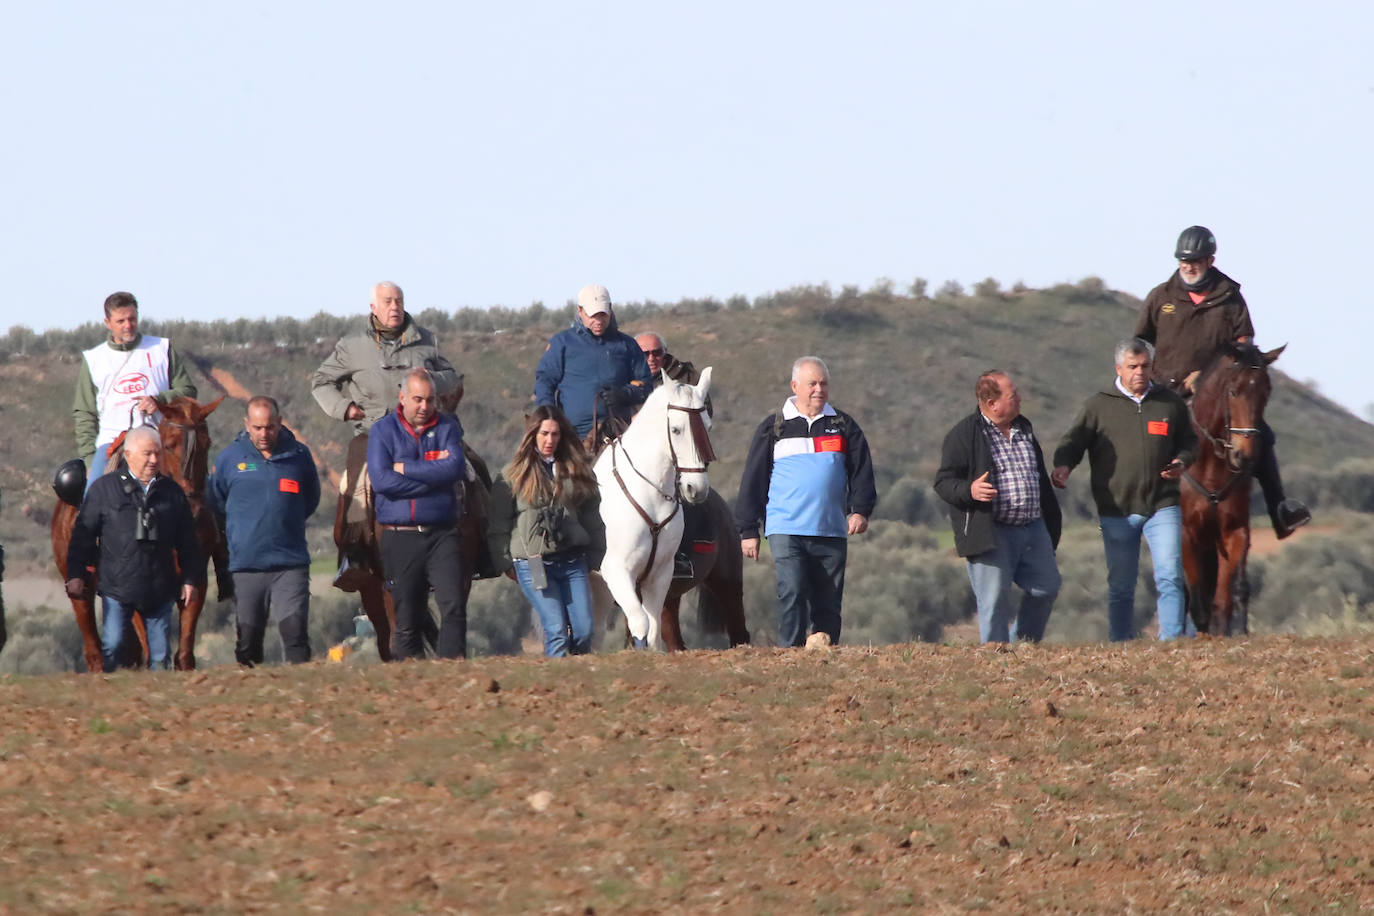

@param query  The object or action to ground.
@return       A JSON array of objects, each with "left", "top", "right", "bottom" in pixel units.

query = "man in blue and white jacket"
[
  {"left": 209, "top": 396, "right": 321, "bottom": 666},
  {"left": 367, "top": 368, "right": 468, "bottom": 660},
  {"left": 735, "top": 357, "right": 877, "bottom": 647}
]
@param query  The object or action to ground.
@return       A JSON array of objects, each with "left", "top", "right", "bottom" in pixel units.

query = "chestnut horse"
[
  {"left": 51, "top": 396, "right": 228, "bottom": 671},
  {"left": 1180, "top": 342, "right": 1285, "bottom": 636},
  {"left": 654, "top": 486, "right": 751, "bottom": 651}
]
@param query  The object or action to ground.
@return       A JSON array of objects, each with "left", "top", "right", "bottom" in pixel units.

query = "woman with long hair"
[{"left": 488, "top": 405, "right": 605, "bottom": 656}]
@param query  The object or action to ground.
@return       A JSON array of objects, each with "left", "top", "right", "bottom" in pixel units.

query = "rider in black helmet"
[{"left": 1133, "top": 226, "right": 1311, "bottom": 539}]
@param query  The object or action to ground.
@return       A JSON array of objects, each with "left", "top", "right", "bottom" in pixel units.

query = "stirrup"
[{"left": 672, "top": 555, "right": 694, "bottom": 580}]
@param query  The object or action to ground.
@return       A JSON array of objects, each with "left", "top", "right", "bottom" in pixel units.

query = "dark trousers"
[
  {"left": 380, "top": 525, "right": 467, "bottom": 660},
  {"left": 767, "top": 533, "right": 848, "bottom": 647},
  {"left": 1255, "top": 420, "right": 1287, "bottom": 521},
  {"left": 233, "top": 567, "right": 311, "bottom": 665}
]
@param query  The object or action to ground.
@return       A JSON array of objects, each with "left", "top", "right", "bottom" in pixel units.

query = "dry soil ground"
[{"left": 2, "top": 637, "right": 1373, "bottom": 914}]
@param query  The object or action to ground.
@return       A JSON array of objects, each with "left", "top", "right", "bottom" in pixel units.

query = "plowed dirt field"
[{"left": 2, "top": 637, "right": 1373, "bottom": 913}]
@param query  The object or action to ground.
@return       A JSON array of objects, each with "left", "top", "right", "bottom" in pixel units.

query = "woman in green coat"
[{"left": 487, "top": 406, "right": 605, "bottom": 656}]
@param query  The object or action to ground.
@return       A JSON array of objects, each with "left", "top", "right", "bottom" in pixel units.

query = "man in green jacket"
[
  {"left": 1052, "top": 338, "right": 1198, "bottom": 642},
  {"left": 73, "top": 291, "right": 197, "bottom": 484}
]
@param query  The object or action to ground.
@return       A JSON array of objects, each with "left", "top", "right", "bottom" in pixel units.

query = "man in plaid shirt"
[{"left": 934, "top": 371, "right": 1062, "bottom": 643}]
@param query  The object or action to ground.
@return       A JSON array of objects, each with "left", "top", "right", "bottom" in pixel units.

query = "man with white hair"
[
  {"left": 65, "top": 425, "right": 201, "bottom": 670},
  {"left": 311, "top": 282, "right": 464, "bottom": 593},
  {"left": 735, "top": 357, "right": 877, "bottom": 646},
  {"left": 534, "top": 284, "right": 652, "bottom": 443}
]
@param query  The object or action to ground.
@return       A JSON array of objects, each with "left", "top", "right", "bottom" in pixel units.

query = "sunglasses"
[{"left": 641, "top": 348, "right": 664, "bottom": 358}]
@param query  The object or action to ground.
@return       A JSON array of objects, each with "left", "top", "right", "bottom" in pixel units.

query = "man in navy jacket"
[
  {"left": 367, "top": 368, "right": 467, "bottom": 660},
  {"left": 534, "top": 284, "right": 652, "bottom": 440},
  {"left": 209, "top": 396, "right": 321, "bottom": 665}
]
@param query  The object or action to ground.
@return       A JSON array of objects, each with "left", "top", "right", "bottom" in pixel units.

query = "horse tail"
[{"left": 695, "top": 582, "right": 727, "bottom": 636}]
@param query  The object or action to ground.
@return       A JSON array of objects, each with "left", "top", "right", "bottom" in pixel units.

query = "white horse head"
[{"left": 620, "top": 367, "right": 714, "bottom": 505}]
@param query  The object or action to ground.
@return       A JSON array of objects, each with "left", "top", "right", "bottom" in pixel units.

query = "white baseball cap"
[{"left": 577, "top": 283, "right": 612, "bottom": 315}]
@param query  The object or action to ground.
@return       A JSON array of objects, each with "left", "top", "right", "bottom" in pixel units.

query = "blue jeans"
[
  {"left": 966, "top": 519, "right": 1061, "bottom": 644},
  {"left": 768, "top": 534, "right": 847, "bottom": 647},
  {"left": 1099, "top": 505, "right": 1190, "bottom": 642},
  {"left": 101, "top": 595, "right": 173, "bottom": 671},
  {"left": 87, "top": 448, "right": 109, "bottom": 494},
  {"left": 515, "top": 553, "right": 594, "bottom": 657}
]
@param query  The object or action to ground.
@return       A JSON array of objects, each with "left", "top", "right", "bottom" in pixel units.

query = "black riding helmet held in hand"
[
  {"left": 53, "top": 458, "right": 87, "bottom": 507},
  {"left": 1174, "top": 225, "right": 1217, "bottom": 260}
]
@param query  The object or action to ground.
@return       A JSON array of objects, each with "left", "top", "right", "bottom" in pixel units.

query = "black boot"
[{"left": 1255, "top": 420, "right": 1310, "bottom": 539}]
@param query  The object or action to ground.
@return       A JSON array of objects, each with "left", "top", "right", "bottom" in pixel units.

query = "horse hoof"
[
  {"left": 631, "top": 636, "right": 649, "bottom": 650},
  {"left": 174, "top": 654, "right": 196, "bottom": 671}
]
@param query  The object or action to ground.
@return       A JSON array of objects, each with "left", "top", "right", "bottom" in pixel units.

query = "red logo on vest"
[
  {"left": 1147, "top": 420, "right": 1169, "bottom": 436},
  {"left": 279, "top": 479, "right": 300, "bottom": 494},
  {"left": 424, "top": 450, "right": 444, "bottom": 461},
  {"left": 814, "top": 434, "right": 845, "bottom": 453},
  {"left": 113, "top": 373, "right": 150, "bottom": 395}
]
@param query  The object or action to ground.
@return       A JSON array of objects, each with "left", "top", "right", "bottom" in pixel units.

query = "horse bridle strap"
[{"left": 666, "top": 403, "right": 715, "bottom": 473}]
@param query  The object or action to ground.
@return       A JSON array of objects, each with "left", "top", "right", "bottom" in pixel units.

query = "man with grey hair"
[
  {"left": 311, "top": 282, "right": 463, "bottom": 594},
  {"left": 65, "top": 425, "right": 201, "bottom": 670},
  {"left": 735, "top": 356, "right": 877, "bottom": 646},
  {"left": 1052, "top": 338, "right": 1198, "bottom": 641}
]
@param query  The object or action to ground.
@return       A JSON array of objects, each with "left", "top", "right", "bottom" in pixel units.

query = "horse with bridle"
[
  {"left": 593, "top": 368, "right": 749, "bottom": 650},
  {"left": 51, "top": 396, "right": 229, "bottom": 671},
  {"left": 1180, "top": 341, "right": 1286, "bottom": 636}
]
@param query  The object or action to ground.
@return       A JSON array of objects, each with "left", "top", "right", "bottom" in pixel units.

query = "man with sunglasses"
[
  {"left": 1133, "top": 226, "right": 1310, "bottom": 539},
  {"left": 534, "top": 284, "right": 651, "bottom": 444}
]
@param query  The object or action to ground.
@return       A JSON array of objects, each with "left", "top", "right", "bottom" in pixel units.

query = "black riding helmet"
[
  {"left": 1174, "top": 225, "right": 1217, "bottom": 261},
  {"left": 53, "top": 458, "right": 87, "bottom": 507}
]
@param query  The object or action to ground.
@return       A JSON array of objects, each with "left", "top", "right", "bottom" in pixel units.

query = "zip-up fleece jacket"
[
  {"left": 734, "top": 399, "right": 877, "bottom": 540},
  {"left": 933, "top": 412, "right": 1062, "bottom": 559},
  {"left": 1134, "top": 268, "right": 1255, "bottom": 391},
  {"left": 486, "top": 472, "right": 606, "bottom": 572},
  {"left": 367, "top": 410, "right": 465, "bottom": 526},
  {"left": 208, "top": 427, "right": 321, "bottom": 572},
  {"left": 1052, "top": 384, "right": 1199, "bottom": 518},
  {"left": 533, "top": 317, "right": 652, "bottom": 436},
  {"left": 67, "top": 471, "right": 201, "bottom": 608},
  {"left": 311, "top": 314, "right": 463, "bottom": 435}
]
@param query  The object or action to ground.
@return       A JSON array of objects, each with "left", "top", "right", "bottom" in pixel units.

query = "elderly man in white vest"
[{"left": 72, "top": 291, "right": 198, "bottom": 486}]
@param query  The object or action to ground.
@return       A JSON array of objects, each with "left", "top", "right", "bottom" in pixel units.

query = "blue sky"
[{"left": 3, "top": 1, "right": 1370, "bottom": 414}]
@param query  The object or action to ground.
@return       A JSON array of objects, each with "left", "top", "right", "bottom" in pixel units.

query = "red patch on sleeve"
[
  {"left": 814, "top": 435, "right": 845, "bottom": 453},
  {"left": 279, "top": 478, "right": 300, "bottom": 493},
  {"left": 1147, "top": 420, "right": 1169, "bottom": 436},
  {"left": 424, "top": 450, "right": 443, "bottom": 461}
]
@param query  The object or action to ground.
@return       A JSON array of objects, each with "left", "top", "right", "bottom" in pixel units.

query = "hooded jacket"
[
  {"left": 1052, "top": 383, "right": 1199, "bottom": 517},
  {"left": 311, "top": 314, "right": 463, "bottom": 435},
  {"left": 209, "top": 426, "right": 321, "bottom": 572},
  {"left": 1134, "top": 268, "right": 1256, "bottom": 390},
  {"left": 533, "top": 316, "right": 652, "bottom": 436},
  {"left": 67, "top": 471, "right": 201, "bottom": 608}
]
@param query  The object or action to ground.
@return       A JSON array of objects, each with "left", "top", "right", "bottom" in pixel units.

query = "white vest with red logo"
[{"left": 83, "top": 335, "right": 172, "bottom": 448}]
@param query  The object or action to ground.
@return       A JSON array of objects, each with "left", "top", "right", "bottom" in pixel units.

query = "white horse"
[{"left": 594, "top": 368, "right": 715, "bottom": 649}]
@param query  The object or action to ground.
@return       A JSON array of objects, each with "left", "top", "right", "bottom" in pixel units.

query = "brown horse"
[
  {"left": 1180, "top": 342, "right": 1285, "bottom": 637},
  {"left": 656, "top": 487, "right": 751, "bottom": 651},
  {"left": 51, "top": 396, "right": 228, "bottom": 671}
]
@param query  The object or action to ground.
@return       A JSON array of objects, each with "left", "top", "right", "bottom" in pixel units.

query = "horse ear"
[
  {"left": 201, "top": 395, "right": 227, "bottom": 419},
  {"left": 695, "top": 366, "right": 712, "bottom": 399},
  {"left": 1262, "top": 344, "right": 1286, "bottom": 366}
]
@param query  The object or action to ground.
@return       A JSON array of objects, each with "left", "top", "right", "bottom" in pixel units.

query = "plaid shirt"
[{"left": 980, "top": 414, "right": 1042, "bottom": 526}]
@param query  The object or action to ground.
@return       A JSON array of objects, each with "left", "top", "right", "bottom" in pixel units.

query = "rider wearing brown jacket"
[{"left": 1133, "top": 226, "right": 1310, "bottom": 539}]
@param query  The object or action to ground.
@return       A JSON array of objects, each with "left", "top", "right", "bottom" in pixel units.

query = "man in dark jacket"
[
  {"left": 534, "top": 284, "right": 652, "bottom": 441},
  {"left": 367, "top": 369, "right": 467, "bottom": 660},
  {"left": 1052, "top": 339, "right": 1198, "bottom": 642},
  {"left": 65, "top": 426, "right": 201, "bottom": 670},
  {"left": 933, "top": 371, "right": 1061, "bottom": 644},
  {"left": 1134, "top": 225, "right": 1309, "bottom": 538},
  {"left": 736, "top": 357, "right": 877, "bottom": 647},
  {"left": 209, "top": 396, "right": 321, "bottom": 666}
]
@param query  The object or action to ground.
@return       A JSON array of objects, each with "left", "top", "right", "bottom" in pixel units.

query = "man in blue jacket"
[
  {"left": 367, "top": 368, "right": 467, "bottom": 660},
  {"left": 209, "top": 396, "right": 321, "bottom": 666},
  {"left": 735, "top": 357, "right": 877, "bottom": 647},
  {"left": 534, "top": 284, "right": 652, "bottom": 442}
]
